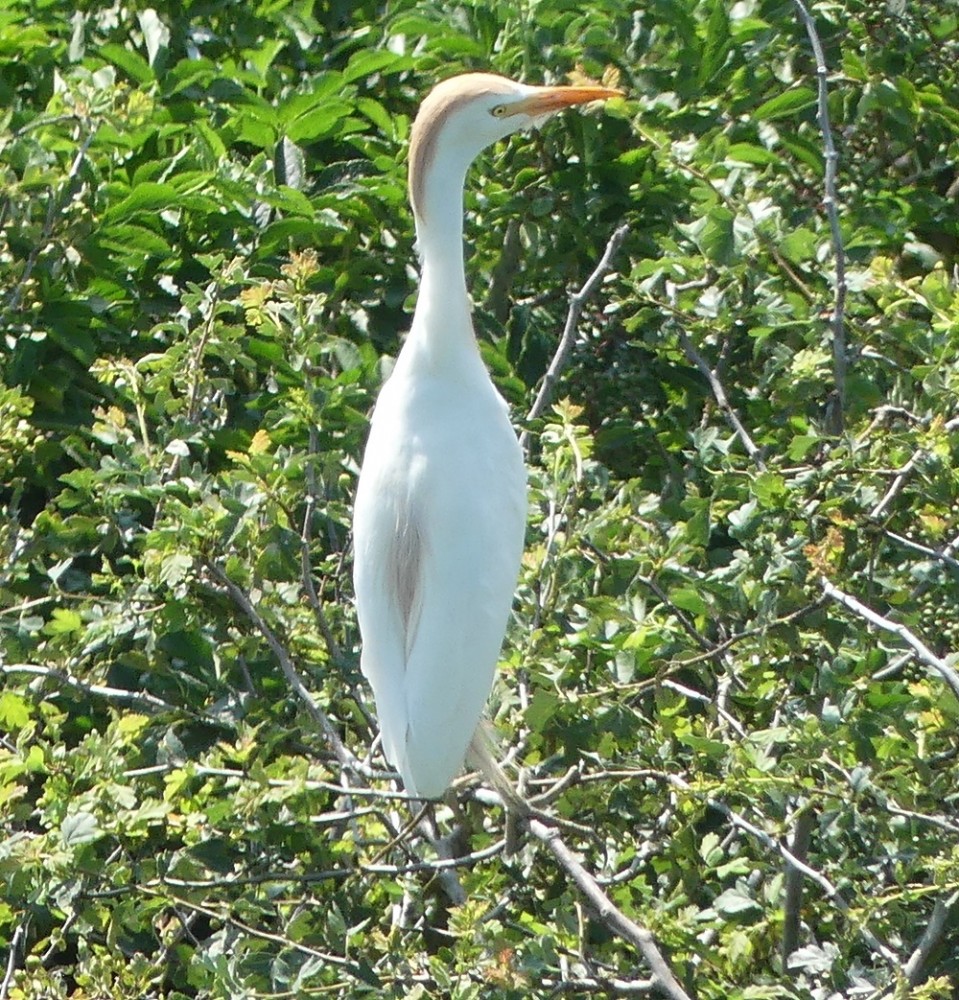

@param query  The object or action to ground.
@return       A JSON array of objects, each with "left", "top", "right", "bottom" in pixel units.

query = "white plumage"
[{"left": 353, "top": 73, "right": 619, "bottom": 798}]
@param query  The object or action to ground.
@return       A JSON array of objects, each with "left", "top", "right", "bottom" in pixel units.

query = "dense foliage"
[{"left": 2, "top": 0, "right": 958, "bottom": 996}]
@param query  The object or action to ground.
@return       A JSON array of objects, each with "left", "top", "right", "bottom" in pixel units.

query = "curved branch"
[{"left": 521, "top": 223, "right": 629, "bottom": 446}]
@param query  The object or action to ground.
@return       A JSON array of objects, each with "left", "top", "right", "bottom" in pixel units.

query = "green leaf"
[
  {"left": 285, "top": 103, "right": 351, "bottom": 144},
  {"left": 99, "top": 43, "right": 154, "bottom": 83},
  {"left": 159, "top": 552, "right": 193, "bottom": 588},
  {"left": 43, "top": 608, "right": 83, "bottom": 635},
  {"left": 103, "top": 182, "right": 179, "bottom": 223},
  {"left": 670, "top": 587, "right": 708, "bottom": 616},
  {"left": 342, "top": 49, "right": 409, "bottom": 83},
  {"left": 714, "top": 889, "right": 763, "bottom": 920},
  {"left": 698, "top": 0, "right": 731, "bottom": 87},
  {"left": 0, "top": 692, "right": 31, "bottom": 729},
  {"left": 726, "top": 143, "right": 781, "bottom": 166},
  {"left": 96, "top": 223, "right": 172, "bottom": 257},
  {"left": 61, "top": 811, "right": 103, "bottom": 847},
  {"left": 754, "top": 86, "right": 817, "bottom": 120}
]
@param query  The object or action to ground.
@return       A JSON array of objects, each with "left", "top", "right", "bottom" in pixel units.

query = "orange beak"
[{"left": 505, "top": 84, "right": 623, "bottom": 117}]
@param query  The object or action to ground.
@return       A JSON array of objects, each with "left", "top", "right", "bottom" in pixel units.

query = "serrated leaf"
[
  {"left": 62, "top": 811, "right": 102, "bottom": 847},
  {"left": 160, "top": 552, "right": 193, "bottom": 588},
  {"left": 43, "top": 608, "right": 83, "bottom": 635},
  {"left": 0, "top": 692, "right": 31, "bottom": 729},
  {"left": 249, "top": 429, "right": 271, "bottom": 455}
]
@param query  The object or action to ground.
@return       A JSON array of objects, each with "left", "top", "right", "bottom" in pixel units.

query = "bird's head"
[{"left": 408, "top": 72, "right": 621, "bottom": 223}]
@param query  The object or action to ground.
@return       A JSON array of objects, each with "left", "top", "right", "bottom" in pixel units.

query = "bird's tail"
[{"left": 467, "top": 720, "right": 529, "bottom": 816}]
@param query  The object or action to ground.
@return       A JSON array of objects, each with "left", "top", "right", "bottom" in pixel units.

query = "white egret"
[{"left": 353, "top": 72, "right": 620, "bottom": 799}]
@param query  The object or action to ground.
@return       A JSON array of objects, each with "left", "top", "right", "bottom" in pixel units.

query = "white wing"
[{"left": 353, "top": 350, "right": 526, "bottom": 798}]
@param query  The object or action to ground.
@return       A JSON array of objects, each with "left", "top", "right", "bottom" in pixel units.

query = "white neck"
[{"left": 408, "top": 147, "right": 479, "bottom": 366}]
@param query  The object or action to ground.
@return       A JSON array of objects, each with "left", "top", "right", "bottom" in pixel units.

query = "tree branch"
[
  {"left": 902, "top": 890, "right": 959, "bottom": 986},
  {"left": 206, "top": 562, "right": 368, "bottom": 778},
  {"left": 782, "top": 807, "right": 816, "bottom": 968},
  {"left": 1, "top": 663, "right": 180, "bottom": 714},
  {"left": 791, "top": 0, "right": 848, "bottom": 431},
  {"left": 675, "top": 327, "right": 766, "bottom": 471},
  {"left": 0, "top": 921, "right": 26, "bottom": 1000},
  {"left": 521, "top": 223, "right": 629, "bottom": 446},
  {"left": 528, "top": 819, "right": 694, "bottom": 1000},
  {"left": 821, "top": 578, "right": 959, "bottom": 701}
]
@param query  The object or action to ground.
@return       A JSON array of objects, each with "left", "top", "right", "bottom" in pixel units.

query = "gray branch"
[
  {"left": 792, "top": 0, "right": 848, "bottom": 431},
  {"left": 529, "top": 819, "right": 694, "bottom": 1000},
  {"left": 675, "top": 328, "right": 766, "bottom": 470},
  {"left": 1, "top": 663, "right": 179, "bottom": 714},
  {"left": 521, "top": 224, "right": 629, "bottom": 447},
  {"left": 821, "top": 577, "right": 959, "bottom": 701},
  {"left": 903, "top": 890, "right": 959, "bottom": 986},
  {"left": 207, "top": 562, "right": 368, "bottom": 779}
]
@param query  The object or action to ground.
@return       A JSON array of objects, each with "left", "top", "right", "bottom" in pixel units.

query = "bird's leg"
[
  {"left": 416, "top": 802, "right": 468, "bottom": 906},
  {"left": 467, "top": 720, "right": 535, "bottom": 855},
  {"left": 467, "top": 719, "right": 530, "bottom": 815}
]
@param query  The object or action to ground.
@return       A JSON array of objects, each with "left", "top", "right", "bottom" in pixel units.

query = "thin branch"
[
  {"left": 675, "top": 327, "right": 766, "bottom": 470},
  {"left": 791, "top": 0, "right": 848, "bottom": 431},
  {"left": 300, "top": 489, "right": 345, "bottom": 666},
  {"left": 0, "top": 921, "right": 26, "bottom": 1000},
  {"left": 521, "top": 224, "right": 629, "bottom": 446},
  {"left": 883, "top": 529, "right": 959, "bottom": 573},
  {"left": 870, "top": 416, "right": 959, "bottom": 519},
  {"left": 206, "top": 562, "right": 368, "bottom": 778},
  {"left": 528, "top": 819, "right": 694, "bottom": 1000},
  {"left": 546, "top": 977, "right": 656, "bottom": 996},
  {"left": 902, "top": 890, "right": 959, "bottom": 986},
  {"left": 697, "top": 791, "right": 901, "bottom": 967},
  {"left": 138, "top": 886, "right": 352, "bottom": 968},
  {"left": 821, "top": 578, "right": 959, "bottom": 701},
  {"left": 1, "top": 663, "right": 180, "bottom": 714}
]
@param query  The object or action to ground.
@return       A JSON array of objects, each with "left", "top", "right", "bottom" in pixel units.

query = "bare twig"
[
  {"left": 206, "top": 562, "right": 368, "bottom": 778},
  {"left": 521, "top": 224, "right": 629, "bottom": 446},
  {"left": 1, "top": 663, "right": 180, "bottom": 714},
  {"left": 300, "top": 489, "right": 345, "bottom": 666},
  {"left": 0, "top": 921, "right": 26, "bottom": 1000},
  {"left": 791, "top": 0, "right": 848, "bottom": 431},
  {"left": 821, "top": 578, "right": 959, "bottom": 701},
  {"left": 529, "top": 819, "right": 694, "bottom": 1000},
  {"left": 675, "top": 327, "right": 766, "bottom": 470},
  {"left": 902, "top": 890, "right": 959, "bottom": 986}
]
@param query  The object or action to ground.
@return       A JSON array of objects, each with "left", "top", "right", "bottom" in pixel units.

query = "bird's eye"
[{"left": 490, "top": 104, "right": 507, "bottom": 118}]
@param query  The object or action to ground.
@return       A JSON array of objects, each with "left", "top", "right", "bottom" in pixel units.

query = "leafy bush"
[{"left": 2, "top": 1, "right": 957, "bottom": 997}]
